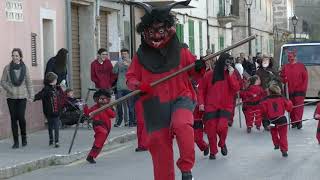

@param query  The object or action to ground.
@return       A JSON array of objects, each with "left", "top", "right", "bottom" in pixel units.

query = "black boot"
[
  {"left": 297, "top": 122, "right": 302, "bottom": 130},
  {"left": 12, "top": 136, "right": 19, "bottom": 149},
  {"left": 203, "top": 147, "right": 209, "bottom": 156},
  {"left": 209, "top": 154, "right": 216, "bottom": 160},
  {"left": 135, "top": 147, "right": 148, "bottom": 152},
  {"left": 181, "top": 171, "right": 193, "bottom": 180},
  {"left": 274, "top": 145, "right": 280, "bottom": 150},
  {"left": 247, "top": 127, "right": 252, "bottom": 133},
  {"left": 21, "top": 136, "right": 27, "bottom": 147},
  {"left": 86, "top": 156, "right": 96, "bottom": 164},
  {"left": 282, "top": 151, "right": 288, "bottom": 157},
  {"left": 221, "top": 145, "right": 228, "bottom": 156}
]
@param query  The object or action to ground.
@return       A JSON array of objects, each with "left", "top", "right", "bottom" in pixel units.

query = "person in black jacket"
[{"left": 34, "top": 72, "right": 65, "bottom": 147}]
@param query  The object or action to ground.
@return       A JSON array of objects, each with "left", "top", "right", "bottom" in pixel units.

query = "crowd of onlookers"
[{"left": 0, "top": 47, "right": 135, "bottom": 149}]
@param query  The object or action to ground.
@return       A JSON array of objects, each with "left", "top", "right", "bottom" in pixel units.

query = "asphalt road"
[{"left": 11, "top": 106, "right": 320, "bottom": 180}]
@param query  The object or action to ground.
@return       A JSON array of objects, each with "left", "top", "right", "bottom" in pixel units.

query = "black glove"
[{"left": 194, "top": 58, "right": 206, "bottom": 73}]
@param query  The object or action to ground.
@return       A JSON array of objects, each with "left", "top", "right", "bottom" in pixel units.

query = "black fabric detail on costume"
[
  {"left": 317, "top": 127, "right": 320, "bottom": 133},
  {"left": 262, "top": 118, "right": 270, "bottom": 127},
  {"left": 203, "top": 110, "right": 231, "bottom": 121},
  {"left": 142, "top": 96, "right": 195, "bottom": 133},
  {"left": 92, "top": 120, "right": 109, "bottom": 132},
  {"left": 193, "top": 121, "right": 203, "bottom": 129},
  {"left": 261, "top": 95, "right": 283, "bottom": 101},
  {"left": 270, "top": 116, "right": 287, "bottom": 125},
  {"left": 137, "top": 36, "right": 181, "bottom": 73},
  {"left": 244, "top": 101, "right": 260, "bottom": 106},
  {"left": 289, "top": 91, "right": 306, "bottom": 98}
]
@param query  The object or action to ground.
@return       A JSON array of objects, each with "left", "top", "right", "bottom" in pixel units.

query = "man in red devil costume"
[
  {"left": 280, "top": 50, "right": 308, "bottom": 129},
  {"left": 125, "top": 1, "right": 205, "bottom": 179},
  {"left": 198, "top": 53, "right": 240, "bottom": 159}
]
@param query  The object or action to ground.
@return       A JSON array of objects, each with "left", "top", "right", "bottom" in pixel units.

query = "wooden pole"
[{"left": 89, "top": 35, "right": 257, "bottom": 117}]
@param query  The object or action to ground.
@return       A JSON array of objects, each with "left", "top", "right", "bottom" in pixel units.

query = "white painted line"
[{"left": 66, "top": 144, "right": 131, "bottom": 167}]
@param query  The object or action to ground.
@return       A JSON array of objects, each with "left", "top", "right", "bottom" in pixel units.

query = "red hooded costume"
[
  {"left": 280, "top": 50, "right": 308, "bottom": 129},
  {"left": 125, "top": 1, "right": 204, "bottom": 180}
]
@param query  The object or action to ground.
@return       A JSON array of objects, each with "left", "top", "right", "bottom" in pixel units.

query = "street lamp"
[
  {"left": 245, "top": 0, "right": 253, "bottom": 55},
  {"left": 291, "top": 14, "right": 299, "bottom": 41}
]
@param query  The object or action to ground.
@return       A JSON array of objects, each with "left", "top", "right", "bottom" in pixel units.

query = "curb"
[{"left": 0, "top": 131, "right": 136, "bottom": 179}]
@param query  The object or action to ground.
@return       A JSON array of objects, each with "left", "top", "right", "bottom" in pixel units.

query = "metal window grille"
[{"left": 31, "top": 33, "right": 37, "bottom": 66}]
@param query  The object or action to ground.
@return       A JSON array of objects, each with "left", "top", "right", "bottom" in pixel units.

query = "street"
[{"left": 10, "top": 106, "right": 320, "bottom": 180}]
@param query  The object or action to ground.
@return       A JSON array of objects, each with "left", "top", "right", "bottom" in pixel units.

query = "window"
[
  {"left": 218, "top": 0, "right": 225, "bottom": 16},
  {"left": 211, "top": 44, "right": 215, "bottom": 53},
  {"left": 31, "top": 33, "right": 37, "bottom": 66},
  {"left": 199, "top": 21, "right": 203, "bottom": 56},
  {"left": 188, "top": 20, "right": 195, "bottom": 54},
  {"left": 269, "top": 39, "right": 274, "bottom": 55},
  {"left": 219, "top": 36, "right": 224, "bottom": 50},
  {"left": 176, "top": 24, "right": 184, "bottom": 43},
  {"left": 255, "top": 37, "right": 258, "bottom": 55},
  {"left": 265, "top": 0, "right": 268, "bottom": 21}
]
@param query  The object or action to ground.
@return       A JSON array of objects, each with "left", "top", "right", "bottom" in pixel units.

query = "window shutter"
[{"left": 188, "top": 20, "right": 195, "bottom": 54}]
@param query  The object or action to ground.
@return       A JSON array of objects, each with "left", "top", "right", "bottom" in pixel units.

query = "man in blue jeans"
[{"left": 113, "top": 48, "right": 136, "bottom": 127}]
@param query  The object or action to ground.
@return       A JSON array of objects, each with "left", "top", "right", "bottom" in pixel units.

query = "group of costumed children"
[{"left": 78, "top": 1, "right": 320, "bottom": 180}]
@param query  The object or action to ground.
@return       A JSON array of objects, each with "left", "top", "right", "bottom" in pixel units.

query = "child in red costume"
[
  {"left": 314, "top": 91, "right": 320, "bottom": 144},
  {"left": 198, "top": 53, "right": 240, "bottom": 160},
  {"left": 125, "top": 1, "right": 205, "bottom": 179},
  {"left": 261, "top": 85, "right": 293, "bottom": 157},
  {"left": 85, "top": 90, "right": 116, "bottom": 163},
  {"left": 192, "top": 80, "right": 209, "bottom": 156},
  {"left": 240, "top": 75, "right": 266, "bottom": 133},
  {"left": 280, "top": 49, "right": 308, "bottom": 129}
]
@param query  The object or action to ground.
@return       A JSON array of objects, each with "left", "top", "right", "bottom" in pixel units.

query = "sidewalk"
[{"left": 0, "top": 125, "right": 136, "bottom": 179}]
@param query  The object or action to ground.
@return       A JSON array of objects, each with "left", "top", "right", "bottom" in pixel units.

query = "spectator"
[
  {"left": 1, "top": 48, "right": 34, "bottom": 149},
  {"left": 235, "top": 57, "right": 244, "bottom": 78},
  {"left": 91, "top": 48, "right": 116, "bottom": 89},
  {"left": 113, "top": 48, "right": 136, "bottom": 127},
  {"left": 34, "top": 72, "right": 64, "bottom": 148},
  {"left": 45, "top": 48, "right": 69, "bottom": 89},
  {"left": 240, "top": 52, "right": 256, "bottom": 76}
]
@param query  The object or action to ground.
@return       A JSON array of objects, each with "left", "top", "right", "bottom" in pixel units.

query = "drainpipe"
[
  {"left": 96, "top": 0, "right": 101, "bottom": 49},
  {"left": 206, "top": 0, "right": 210, "bottom": 50},
  {"left": 129, "top": 5, "right": 136, "bottom": 58},
  {"left": 66, "top": 0, "right": 73, "bottom": 88}
]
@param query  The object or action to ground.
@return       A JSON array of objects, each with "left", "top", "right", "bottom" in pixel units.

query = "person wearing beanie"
[
  {"left": 84, "top": 89, "right": 116, "bottom": 163},
  {"left": 261, "top": 84, "right": 293, "bottom": 157}
]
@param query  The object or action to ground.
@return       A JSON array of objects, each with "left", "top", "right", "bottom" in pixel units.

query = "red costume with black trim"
[
  {"left": 280, "top": 50, "right": 308, "bottom": 128},
  {"left": 261, "top": 95, "right": 292, "bottom": 154},
  {"left": 125, "top": 1, "right": 203, "bottom": 179},
  {"left": 240, "top": 85, "right": 266, "bottom": 129},
  {"left": 198, "top": 53, "right": 240, "bottom": 158},
  {"left": 84, "top": 91, "right": 116, "bottom": 161},
  {"left": 314, "top": 103, "right": 320, "bottom": 144},
  {"left": 193, "top": 105, "right": 209, "bottom": 152}
]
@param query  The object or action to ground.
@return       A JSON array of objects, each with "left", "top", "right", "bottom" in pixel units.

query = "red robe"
[
  {"left": 314, "top": 103, "right": 320, "bottom": 143},
  {"left": 240, "top": 85, "right": 266, "bottom": 128},
  {"left": 193, "top": 105, "right": 208, "bottom": 152},
  {"left": 198, "top": 70, "right": 240, "bottom": 156},
  {"left": 126, "top": 48, "right": 201, "bottom": 180},
  {"left": 281, "top": 62, "right": 308, "bottom": 126},
  {"left": 84, "top": 104, "right": 116, "bottom": 158},
  {"left": 261, "top": 95, "right": 293, "bottom": 152}
]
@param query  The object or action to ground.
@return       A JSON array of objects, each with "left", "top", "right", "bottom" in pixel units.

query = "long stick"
[
  {"left": 285, "top": 82, "right": 291, "bottom": 129},
  {"left": 270, "top": 118, "right": 314, "bottom": 128},
  {"left": 89, "top": 35, "right": 257, "bottom": 117},
  {"left": 237, "top": 92, "right": 242, "bottom": 128},
  {"left": 68, "top": 113, "right": 84, "bottom": 154}
]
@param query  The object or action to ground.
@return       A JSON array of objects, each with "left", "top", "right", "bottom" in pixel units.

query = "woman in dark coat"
[{"left": 45, "top": 48, "right": 68, "bottom": 87}]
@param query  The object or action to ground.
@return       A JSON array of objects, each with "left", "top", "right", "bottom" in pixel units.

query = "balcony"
[
  {"left": 140, "top": 0, "right": 195, "bottom": 8},
  {"left": 217, "top": 5, "right": 239, "bottom": 25}
]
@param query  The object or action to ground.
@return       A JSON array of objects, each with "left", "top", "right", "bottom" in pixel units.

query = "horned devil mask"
[{"left": 126, "top": 0, "right": 191, "bottom": 48}]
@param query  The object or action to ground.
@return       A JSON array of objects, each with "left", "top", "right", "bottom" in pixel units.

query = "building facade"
[
  {"left": 0, "top": 0, "right": 66, "bottom": 139},
  {"left": 232, "top": 0, "right": 274, "bottom": 57}
]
